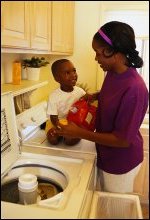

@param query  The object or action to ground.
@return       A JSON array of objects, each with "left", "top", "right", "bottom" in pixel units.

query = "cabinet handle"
[{"left": 31, "top": 117, "right": 36, "bottom": 122}]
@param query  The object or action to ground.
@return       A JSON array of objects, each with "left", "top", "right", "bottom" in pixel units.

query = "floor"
[{"left": 141, "top": 203, "right": 149, "bottom": 219}]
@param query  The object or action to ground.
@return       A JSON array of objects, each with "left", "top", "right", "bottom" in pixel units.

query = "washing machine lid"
[{"left": 1, "top": 92, "right": 20, "bottom": 177}]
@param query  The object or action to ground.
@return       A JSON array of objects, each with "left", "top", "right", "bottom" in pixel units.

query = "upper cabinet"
[
  {"left": 30, "top": 1, "right": 51, "bottom": 51},
  {"left": 52, "top": 1, "right": 74, "bottom": 53},
  {"left": 1, "top": 1, "right": 74, "bottom": 54},
  {"left": 1, "top": 1, "right": 30, "bottom": 48}
]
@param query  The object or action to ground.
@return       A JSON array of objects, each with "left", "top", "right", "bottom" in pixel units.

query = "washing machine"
[
  {"left": 15, "top": 99, "right": 96, "bottom": 156},
  {"left": 1, "top": 92, "right": 96, "bottom": 219}
]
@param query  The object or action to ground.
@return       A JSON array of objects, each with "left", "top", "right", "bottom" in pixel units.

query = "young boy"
[{"left": 46, "top": 59, "right": 86, "bottom": 145}]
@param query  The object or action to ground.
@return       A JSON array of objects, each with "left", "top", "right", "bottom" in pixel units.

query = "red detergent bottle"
[{"left": 67, "top": 99, "right": 97, "bottom": 131}]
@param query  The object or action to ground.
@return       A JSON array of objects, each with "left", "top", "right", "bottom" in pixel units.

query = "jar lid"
[{"left": 18, "top": 173, "right": 37, "bottom": 189}]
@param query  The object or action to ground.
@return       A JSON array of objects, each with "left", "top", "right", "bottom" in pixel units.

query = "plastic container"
[
  {"left": 27, "top": 67, "right": 40, "bottom": 81},
  {"left": 18, "top": 173, "right": 38, "bottom": 205},
  {"left": 89, "top": 191, "right": 143, "bottom": 219},
  {"left": 67, "top": 99, "right": 97, "bottom": 131},
  {"left": 12, "top": 61, "right": 21, "bottom": 85}
]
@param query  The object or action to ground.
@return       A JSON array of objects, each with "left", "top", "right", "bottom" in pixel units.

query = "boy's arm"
[
  {"left": 90, "top": 91, "right": 100, "bottom": 101},
  {"left": 50, "top": 115, "right": 59, "bottom": 127}
]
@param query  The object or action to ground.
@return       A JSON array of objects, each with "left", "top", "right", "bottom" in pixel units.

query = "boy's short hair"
[{"left": 51, "top": 59, "right": 70, "bottom": 76}]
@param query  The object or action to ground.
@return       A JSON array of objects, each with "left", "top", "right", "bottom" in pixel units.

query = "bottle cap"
[{"left": 18, "top": 173, "right": 38, "bottom": 190}]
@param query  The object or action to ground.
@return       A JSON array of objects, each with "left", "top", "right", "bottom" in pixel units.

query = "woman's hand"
[
  {"left": 81, "top": 92, "right": 99, "bottom": 103},
  {"left": 55, "top": 122, "right": 83, "bottom": 139}
]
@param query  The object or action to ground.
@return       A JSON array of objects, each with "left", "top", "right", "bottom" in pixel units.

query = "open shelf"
[{"left": 1, "top": 80, "right": 48, "bottom": 96}]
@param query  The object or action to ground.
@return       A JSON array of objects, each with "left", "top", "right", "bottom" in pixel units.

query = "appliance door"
[
  {"left": 78, "top": 163, "right": 96, "bottom": 218},
  {"left": 1, "top": 92, "right": 20, "bottom": 177}
]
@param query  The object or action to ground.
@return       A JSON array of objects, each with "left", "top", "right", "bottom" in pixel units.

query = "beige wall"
[
  {"left": 71, "top": 1, "right": 102, "bottom": 92},
  {"left": 1, "top": 2, "right": 103, "bottom": 106}
]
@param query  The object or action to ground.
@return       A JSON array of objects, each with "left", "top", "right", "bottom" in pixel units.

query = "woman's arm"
[{"left": 55, "top": 122, "right": 129, "bottom": 148}]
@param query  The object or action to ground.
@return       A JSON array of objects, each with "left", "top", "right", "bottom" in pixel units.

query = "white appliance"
[
  {"left": 1, "top": 92, "right": 96, "bottom": 219},
  {"left": 16, "top": 100, "right": 96, "bottom": 155}
]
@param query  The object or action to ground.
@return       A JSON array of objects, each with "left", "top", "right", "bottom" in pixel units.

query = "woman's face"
[{"left": 92, "top": 39, "right": 116, "bottom": 72}]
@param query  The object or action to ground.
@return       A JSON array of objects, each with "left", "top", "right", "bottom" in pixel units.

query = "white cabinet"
[
  {"left": 51, "top": 1, "right": 74, "bottom": 53},
  {"left": 1, "top": 1, "right": 30, "bottom": 48},
  {"left": 134, "top": 151, "right": 149, "bottom": 203},
  {"left": 1, "top": 1, "right": 75, "bottom": 54},
  {"left": 1, "top": 1, "right": 51, "bottom": 51},
  {"left": 30, "top": 1, "right": 51, "bottom": 51},
  {"left": 78, "top": 163, "right": 96, "bottom": 218},
  {"left": 133, "top": 124, "right": 149, "bottom": 203}
]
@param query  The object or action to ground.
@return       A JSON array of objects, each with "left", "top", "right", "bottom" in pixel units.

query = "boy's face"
[{"left": 55, "top": 61, "right": 78, "bottom": 90}]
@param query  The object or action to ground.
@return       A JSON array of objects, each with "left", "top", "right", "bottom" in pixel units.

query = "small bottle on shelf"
[{"left": 12, "top": 61, "right": 21, "bottom": 85}]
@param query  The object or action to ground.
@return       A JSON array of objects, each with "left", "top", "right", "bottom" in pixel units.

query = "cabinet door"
[
  {"left": 30, "top": 1, "right": 51, "bottom": 51},
  {"left": 133, "top": 151, "right": 149, "bottom": 203},
  {"left": 52, "top": 1, "right": 74, "bottom": 53},
  {"left": 1, "top": 1, "right": 30, "bottom": 48}
]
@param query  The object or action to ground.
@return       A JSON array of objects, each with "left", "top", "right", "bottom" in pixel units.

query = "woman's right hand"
[{"left": 55, "top": 122, "right": 83, "bottom": 139}]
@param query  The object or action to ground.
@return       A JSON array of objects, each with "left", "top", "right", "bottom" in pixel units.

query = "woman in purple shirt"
[{"left": 55, "top": 21, "right": 149, "bottom": 193}]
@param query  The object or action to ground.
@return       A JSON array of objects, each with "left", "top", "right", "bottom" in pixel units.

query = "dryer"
[{"left": 1, "top": 92, "right": 96, "bottom": 219}]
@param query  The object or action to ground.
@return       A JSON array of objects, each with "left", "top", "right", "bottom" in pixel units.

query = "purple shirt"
[{"left": 96, "top": 67, "right": 148, "bottom": 174}]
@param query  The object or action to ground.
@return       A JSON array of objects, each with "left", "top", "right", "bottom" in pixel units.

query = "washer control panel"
[{"left": 16, "top": 101, "right": 47, "bottom": 140}]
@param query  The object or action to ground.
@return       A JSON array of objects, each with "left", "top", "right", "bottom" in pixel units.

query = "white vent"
[{"left": 1, "top": 109, "right": 11, "bottom": 156}]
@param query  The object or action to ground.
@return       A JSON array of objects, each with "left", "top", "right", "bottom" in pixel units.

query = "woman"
[{"left": 54, "top": 21, "right": 149, "bottom": 193}]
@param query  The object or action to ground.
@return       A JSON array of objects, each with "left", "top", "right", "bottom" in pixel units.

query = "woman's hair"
[
  {"left": 51, "top": 59, "right": 70, "bottom": 76},
  {"left": 93, "top": 21, "right": 143, "bottom": 68}
]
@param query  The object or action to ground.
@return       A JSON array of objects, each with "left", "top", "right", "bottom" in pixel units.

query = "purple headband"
[{"left": 98, "top": 29, "right": 113, "bottom": 46}]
